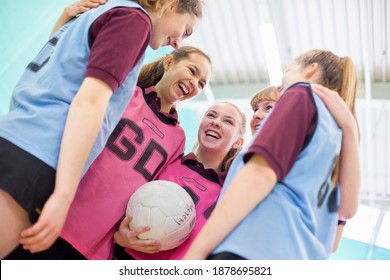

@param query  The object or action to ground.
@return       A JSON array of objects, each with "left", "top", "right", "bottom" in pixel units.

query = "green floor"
[{"left": 330, "top": 238, "right": 390, "bottom": 260}]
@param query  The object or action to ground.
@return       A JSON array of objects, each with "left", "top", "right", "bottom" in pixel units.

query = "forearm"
[
  {"left": 53, "top": 77, "right": 112, "bottom": 207},
  {"left": 185, "top": 156, "right": 277, "bottom": 259},
  {"left": 338, "top": 122, "right": 360, "bottom": 220},
  {"left": 332, "top": 225, "right": 344, "bottom": 252}
]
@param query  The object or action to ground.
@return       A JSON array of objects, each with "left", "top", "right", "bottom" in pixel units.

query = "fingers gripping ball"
[{"left": 126, "top": 180, "right": 196, "bottom": 251}]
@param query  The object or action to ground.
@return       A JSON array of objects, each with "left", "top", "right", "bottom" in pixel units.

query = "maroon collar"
[
  {"left": 143, "top": 86, "right": 179, "bottom": 124},
  {"left": 181, "top": 153, "right": 226, "bottom": 185}
]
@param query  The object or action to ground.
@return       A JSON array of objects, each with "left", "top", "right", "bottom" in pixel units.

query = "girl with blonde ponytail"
[{"left": 185, "top": 49, "right": 360, "bottom": 260}]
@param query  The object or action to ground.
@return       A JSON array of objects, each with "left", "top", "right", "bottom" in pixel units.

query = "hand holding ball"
[{"left": 126, "top": 180, "right": 196, "bottom": 251}]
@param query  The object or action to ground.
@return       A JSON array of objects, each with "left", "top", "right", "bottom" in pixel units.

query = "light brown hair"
[
  {"left": 250, "top": 86, "right": 280, "bottom": 112},
  {"left": 219, "top": 102, "right": 247, "bottom": 172},
  {"left": 135, "top": 0, "right": 204, "bottom": 18},
  {"left": 192, "top": 102, "right": 247, "bottom": 173},
  {"left": 294, "top": 49, "right": 359, "bottom": 186},
  {"left": 137, "top": 45, "right": 211, "bottom": 88}
]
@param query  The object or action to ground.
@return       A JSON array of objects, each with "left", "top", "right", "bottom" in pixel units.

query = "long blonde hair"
[
  {"left": 294, "top": 49, "right": 359, "bottom": 186},
  {"left": 192, "top": 102, "right": 247, "bottom": 173},
  {"left": 220, "top": 102, "right": 247, "bottom": 172}
]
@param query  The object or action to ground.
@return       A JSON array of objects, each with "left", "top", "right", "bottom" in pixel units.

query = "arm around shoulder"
[{"left": 50, "top": 0, "right": 107, "bottom": 37}]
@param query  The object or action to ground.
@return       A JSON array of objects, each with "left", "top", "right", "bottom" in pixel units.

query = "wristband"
[{"left": 338, "top": 220, "right": 347, "bottom": 226}]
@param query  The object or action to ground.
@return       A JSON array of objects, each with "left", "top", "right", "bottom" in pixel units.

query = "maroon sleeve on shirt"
[
  {"left": 243, "top": 84, "right": 317, "bottom": 180},
  {"left": 86, "top": 8, "right": 151, "bottom": 92}
]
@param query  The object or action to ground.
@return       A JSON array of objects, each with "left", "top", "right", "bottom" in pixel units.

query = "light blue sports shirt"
[
  {"left": 213, "top": 83, "right": 342, "bottom": 259},
  {"left": 0, "top": 0, "right": 147, "bottom": 176}
]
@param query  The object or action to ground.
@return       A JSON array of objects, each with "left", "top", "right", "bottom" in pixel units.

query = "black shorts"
[
  {"left": 208, "top": 251, "right": 246, "bottom": 260},
  {"left": 0, "top": 137, "right": 56, "bottom": 223},
  {"left": 112, "top": 243, "right": 135, "bottom": 260},
  {"left": 5, "top": 237, "right": 86, "bottom": 260}
]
